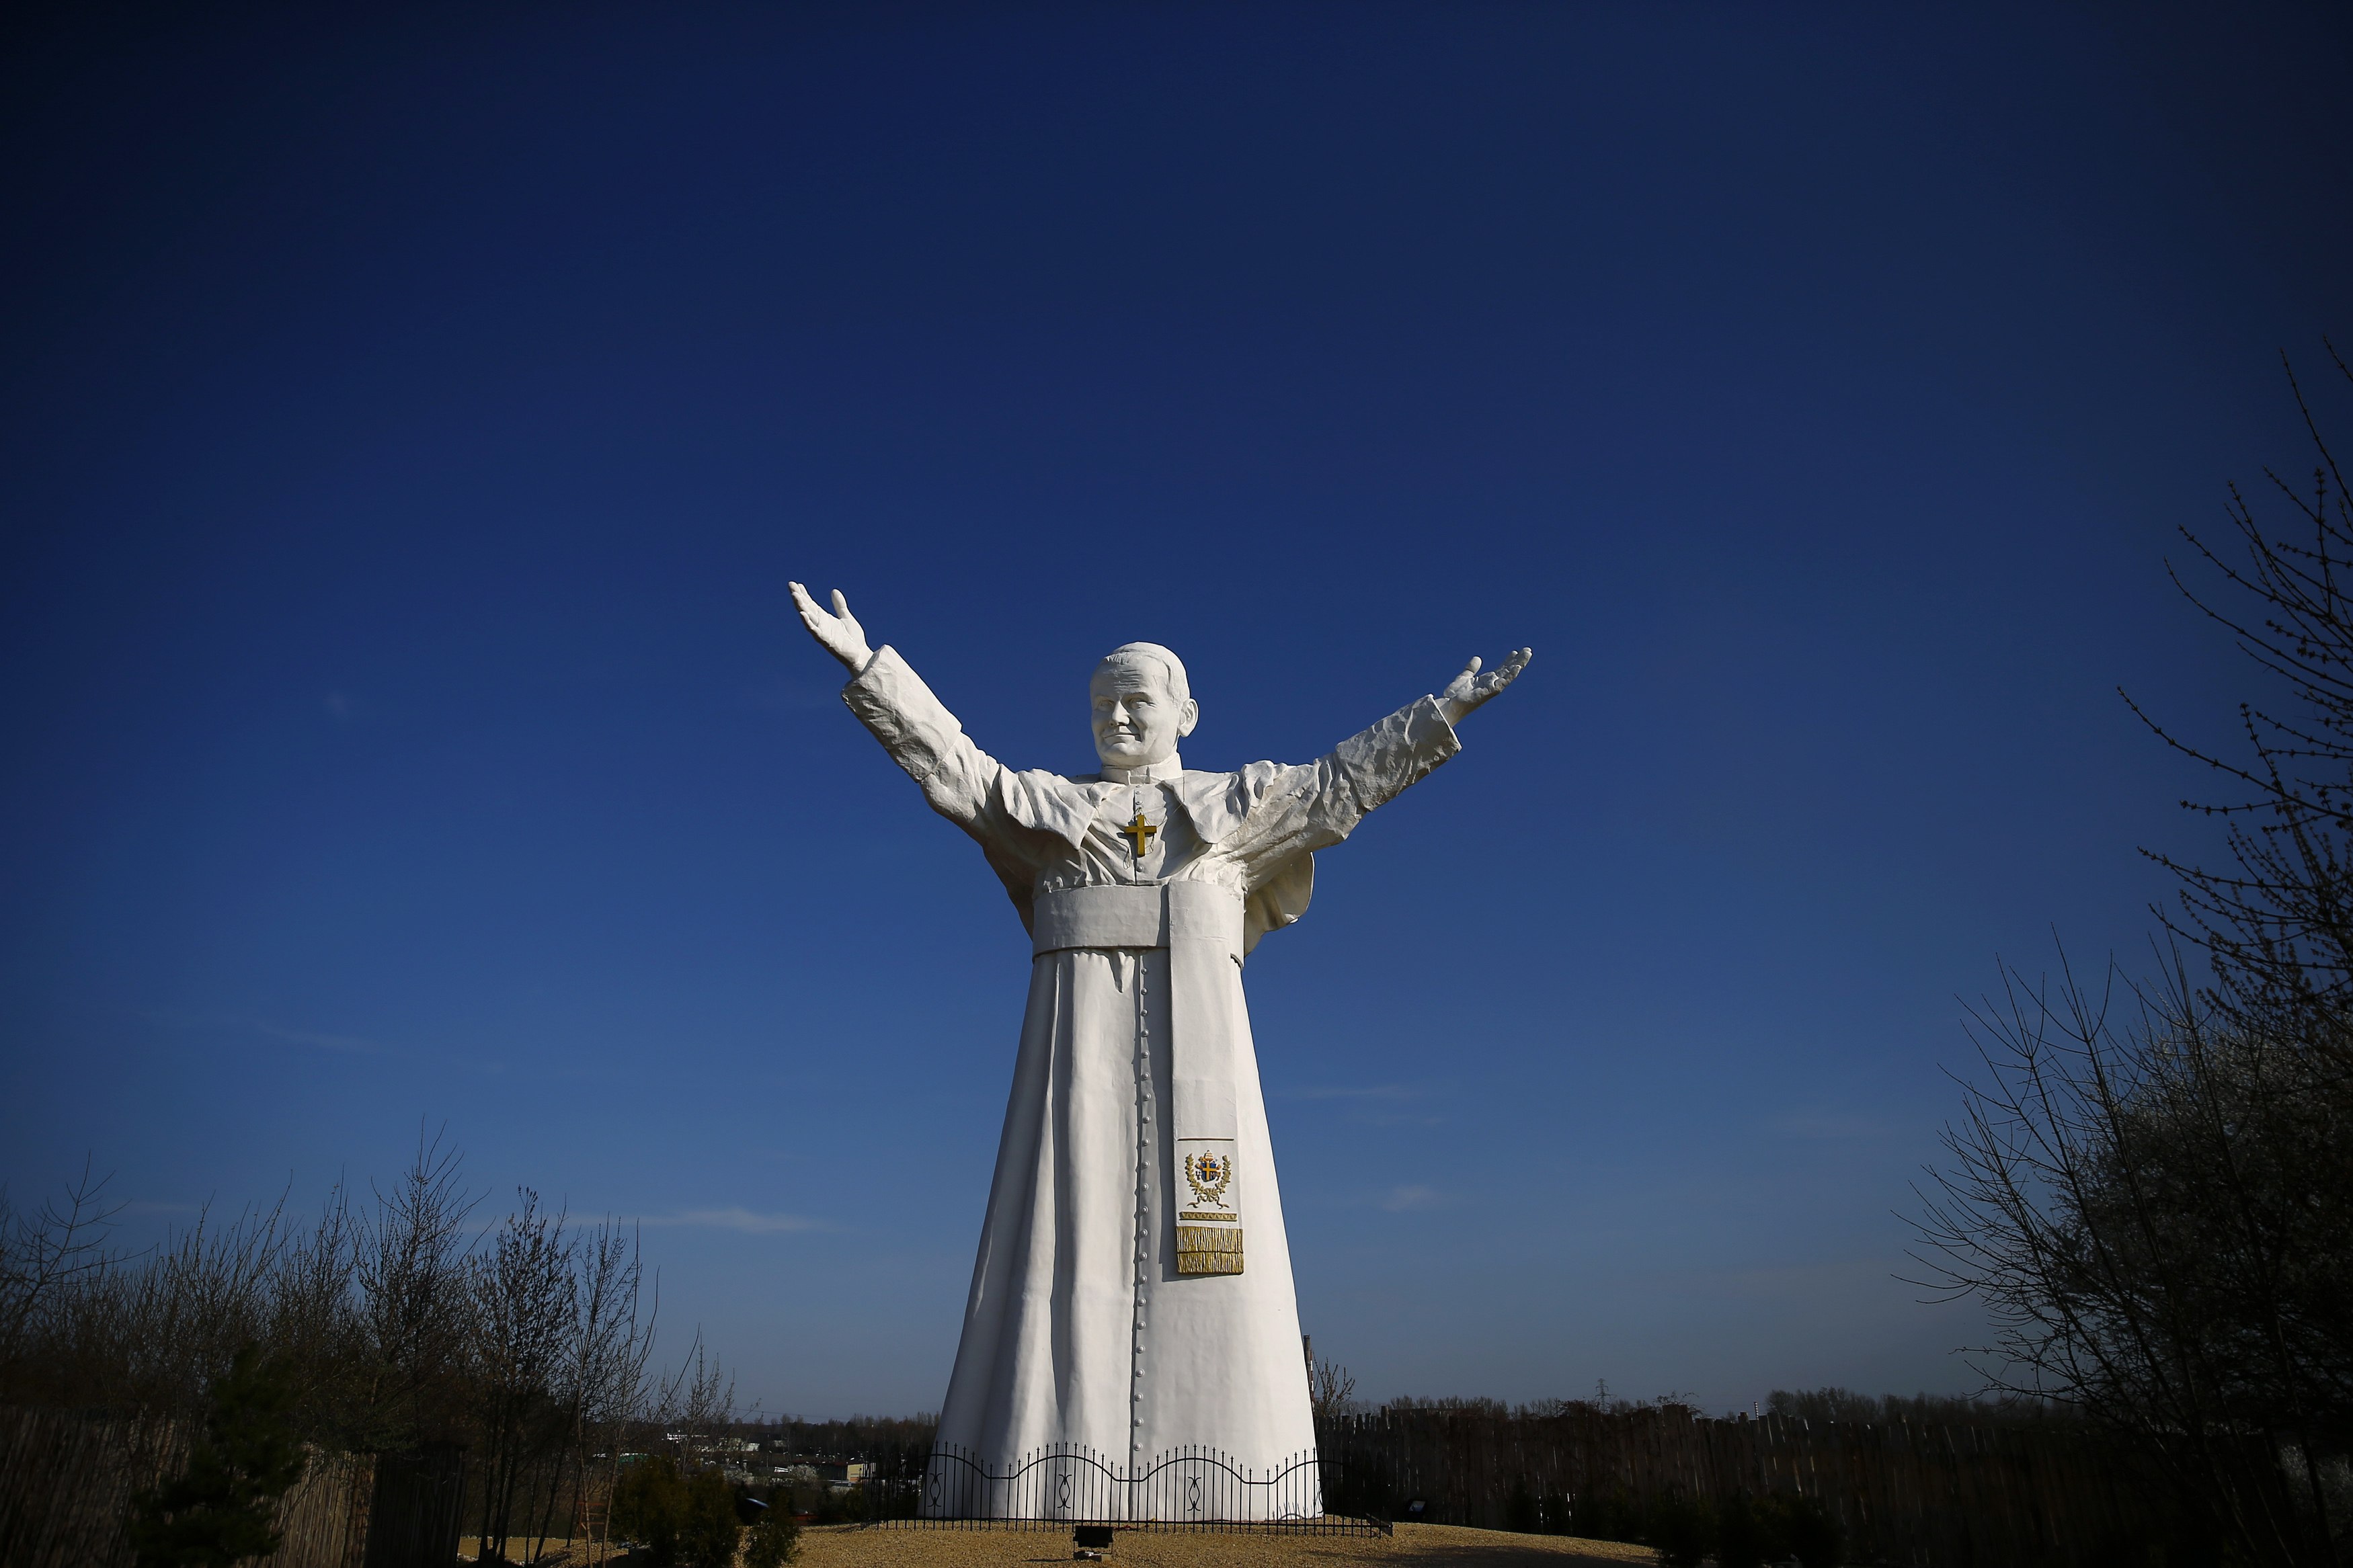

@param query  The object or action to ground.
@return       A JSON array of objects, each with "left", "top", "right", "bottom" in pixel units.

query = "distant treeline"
[
  {"left": 735, "top": 1413, "right": 939, "bottom": 1467},
  {"left": 1762, "top": 1387, "right": 2069, "bottom": 1426},
  {"left": 701, "top": 1385, "right": 2068, "bottom": 1458},
  {"left": 1371, "top": 1388, "right": 2071, "bottom": 1426}
]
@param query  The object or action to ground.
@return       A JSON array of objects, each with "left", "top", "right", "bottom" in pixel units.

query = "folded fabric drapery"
[{"left": 1033, "top": 881, "right": 1247, "bottom": 1275}]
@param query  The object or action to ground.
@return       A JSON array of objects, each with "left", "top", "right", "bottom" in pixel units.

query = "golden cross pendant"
[{"left": 1121, "top": 811, "right": 1158, "bottom": 858}]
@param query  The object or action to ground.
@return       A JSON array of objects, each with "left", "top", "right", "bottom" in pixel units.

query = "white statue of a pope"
[{"left": 791, "top": 583, "right": 1529, "bottom": 1512}]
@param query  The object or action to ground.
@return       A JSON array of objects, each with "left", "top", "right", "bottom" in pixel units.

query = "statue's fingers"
[
  {"left": 1463, "top": 655, "right": 1482, "bottom": 677},
  {"left": 1472, "top": 651, "right": 1526, "bottom": 696},
  {"left": 831, "top": 589, "right": 850, "bottom": 618}
]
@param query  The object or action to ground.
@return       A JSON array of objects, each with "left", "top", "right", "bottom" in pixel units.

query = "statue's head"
[{"left": 1090, "top": 643, "right": 1198, "bottom": 771}]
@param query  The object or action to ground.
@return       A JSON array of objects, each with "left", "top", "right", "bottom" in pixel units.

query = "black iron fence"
[{"left": 856, "top": 1440, "right": 1389, "bottom": 1534}]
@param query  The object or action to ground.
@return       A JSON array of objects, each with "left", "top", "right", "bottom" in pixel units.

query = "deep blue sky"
[{"left": 5, "top": 3, "right": 2350, "bottom": 1419}]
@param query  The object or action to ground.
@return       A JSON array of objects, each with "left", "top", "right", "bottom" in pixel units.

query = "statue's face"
[{"left": 1090, "top": 659, "right": 1198, "bottom": 770}]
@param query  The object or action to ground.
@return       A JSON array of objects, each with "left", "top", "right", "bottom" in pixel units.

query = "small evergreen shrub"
[
  {"left": 742, "top": 1509, "right": 801, "bottom": 1568},
  {"left": 1646, "top": 1491, "right": 1714, "bottom": 1568},
  {"left": 1714, "top": 1491, "right": 1770, "bottom": 1568},
  {"left": 608, "top": 1458, "right": 743, "bottom": 1568},
  {"left": 1574, "top": 1486, "right": 1642, "bottom": 1541},
  {"left": 1755, "top": 1490, "right": 1844, "bottom": 1566},
  {"left": 128, "top": 1346, "right": 309, "bottom": 1568}
]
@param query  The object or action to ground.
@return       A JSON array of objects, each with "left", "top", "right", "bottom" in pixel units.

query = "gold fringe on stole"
[{"left": 1176, "top": 1225, "right": 1244, "bottom": 1276}]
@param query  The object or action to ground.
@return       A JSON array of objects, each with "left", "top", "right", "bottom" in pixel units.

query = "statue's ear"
[{"left": 1177, "top": 698, "right": 1199, "bottom": 739}]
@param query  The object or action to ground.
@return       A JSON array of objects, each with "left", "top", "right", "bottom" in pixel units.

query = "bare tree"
[
  {"left": 564, "top": 1219, "right": 653, "bottom": 1565},
  {"left": 115, "top": 1194, "right": 300, "bottom": 1415},
  {"left": 0, "top": 1160, "right": 124, "bottom": 1401},
  {"left": 2132, "top": 346, "right": 2353, "bottom": 1028},
  {"left": 3, "top": 1137, "right": 671, "bottom": 1566},
  {"left": 468, "top": 1188, "right": 581, "bottom": 1565},
  {"left": 651, "top": 1331, "right": 736, "bottom": 1471},
  {"left": 1310, "top": 1353, "right": 1359, "bottom": 1422},
  {"left": 1906, "top": 951, "right": 2348, "bottom": 1563},
  {"left": 268, "top": 1186, "right": 361, "bottom": 1433},
  {"left": 1914, "top": 353, "right": 2353, "bottom": 1566}
]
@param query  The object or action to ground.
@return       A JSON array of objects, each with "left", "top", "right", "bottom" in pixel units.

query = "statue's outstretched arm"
[
  {"left": 791, "top": 582, "right": 1069, "bottom": 865},
  {"left": 789, "top": 581, "right": 877, "bottom": 673},
  {"left": 1293, "top": 644, "right": 1533, "bottom": 848},
  {"left": 1434, "top": 647, "right": 1533, "bottom": 726}
]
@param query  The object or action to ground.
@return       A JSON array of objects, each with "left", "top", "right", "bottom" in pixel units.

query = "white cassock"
[{"left": 842, "top": 647, "right": 1460, "bottom": 1514}]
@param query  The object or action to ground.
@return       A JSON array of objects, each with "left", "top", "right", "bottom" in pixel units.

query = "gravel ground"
[{"left": 795, "top": 1522, "right": 1659, "bottom": 1567}]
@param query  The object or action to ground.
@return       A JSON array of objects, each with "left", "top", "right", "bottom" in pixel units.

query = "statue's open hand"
[
  {"left": 789, "top": 582, "right": 875, "bottom": 672},
  {"left": 1436, "top": 647, "right": 1532, "bottom": 726}
]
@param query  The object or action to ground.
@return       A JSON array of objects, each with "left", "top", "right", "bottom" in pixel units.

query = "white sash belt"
[
  {"left": 1031, "top": 881, "right": 1248, "bottom": 1276},
  {"left": 1030, "top": 880, "right": 1241, "bottom": 959}
]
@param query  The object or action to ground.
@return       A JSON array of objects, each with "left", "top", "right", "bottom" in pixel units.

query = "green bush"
[
  {"left": 127, "top": 1346, "right": 309, "bottom": 1568},
  {"left": 610, "top": 1457, "right": 684, "bottom": 1563},
  {"left": 1646, "top": 1491, "right": 1714, "bottom": 1568},
  {"left": 800, "top": 1484, "right": 866, "bottom": 1525},
  {"left": 1667, "top": 1489, "right": 1843, "bottom": 1567},
  {"left": 742, "top": 1508, "right": 800, "bottom": 1568},
  {"left": 608, "top": 1458, "right": 742, "bottom": 1568},
  {"left": 1573, "top": 1486, "right": 1642, "bottom": 1541},
  {"left": 1755, "top": 1491, "right": 1844, "bottom": 1566},
  {"left": 1715, "top": 1491, "right": 1771, "bottom": 1568}
]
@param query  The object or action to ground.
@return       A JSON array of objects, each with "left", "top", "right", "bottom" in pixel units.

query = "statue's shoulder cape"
[{"left": 996, "top": 762, "right": 1313, "bottom": 953}]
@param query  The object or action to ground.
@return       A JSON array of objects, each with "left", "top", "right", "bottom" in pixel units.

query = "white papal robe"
[{"left": 842, "top": 647, "right": 1460, "bottom": 1512}]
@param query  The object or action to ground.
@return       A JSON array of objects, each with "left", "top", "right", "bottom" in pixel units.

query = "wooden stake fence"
[
  {"left": 0, "top": 1407, "right": 461, "bottom": 1568},
  {"left": 1316, "top": 1405, "right": 2165, "bottom": 1566}
]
